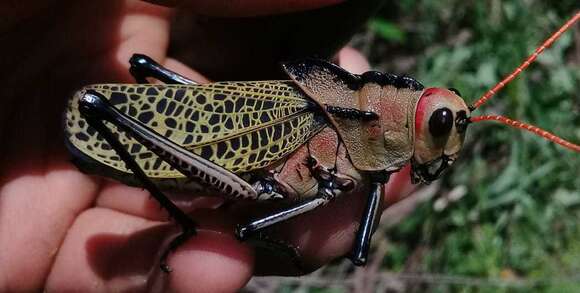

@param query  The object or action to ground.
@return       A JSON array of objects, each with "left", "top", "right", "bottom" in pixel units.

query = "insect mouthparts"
[{"left": 455, "top": 110, "right": 470, "bottom": 133}]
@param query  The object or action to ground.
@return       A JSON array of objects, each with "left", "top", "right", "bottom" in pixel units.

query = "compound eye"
[{"left": 429, "top": 107, "right": 453, "bottom": 137}]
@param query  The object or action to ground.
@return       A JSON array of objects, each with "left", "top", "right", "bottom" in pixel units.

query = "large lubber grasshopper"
[{"left": 64, "top": 12, "right": 580, "bottom": 271}]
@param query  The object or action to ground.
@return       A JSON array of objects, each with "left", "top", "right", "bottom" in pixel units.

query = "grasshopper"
[{"left": 63, "top": 12, "right": 579, "bottom": 271}]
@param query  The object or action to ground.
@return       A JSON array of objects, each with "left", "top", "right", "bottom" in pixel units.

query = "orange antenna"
[
  {"left": 470, "top": 115, "right": 580, "bottom": 152},
  {"left": 471, "top": 11, "right": 580, "bottom": 110},
  {"left": 468, "top": 12, "right": 580, "bottom": 152}
]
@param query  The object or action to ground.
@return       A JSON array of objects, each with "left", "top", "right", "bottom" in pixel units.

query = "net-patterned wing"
[{"left": 65, "top": 81, "right": 327, "bottom": 178}]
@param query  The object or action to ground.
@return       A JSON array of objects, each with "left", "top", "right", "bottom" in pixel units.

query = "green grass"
[{"left": 367, "top": 0, "right": 580, "bottom": 291}]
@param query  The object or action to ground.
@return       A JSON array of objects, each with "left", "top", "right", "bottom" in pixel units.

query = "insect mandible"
[{"left": 63, "top": 12, "right": 580, "bottom": 272}]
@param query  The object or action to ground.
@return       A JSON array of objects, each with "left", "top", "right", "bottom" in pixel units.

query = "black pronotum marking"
[
  {"left": 282, "top": 58, "right": 424, "bottom": 91},
  {"left": 325, "top": 105, "right": 379, "bottom": 121},
  {"left": 282, "top": 58, "right": 360, "bottom": 90},
  {"left": 360, "top": 71, "right": 424, "bottom": 91}
]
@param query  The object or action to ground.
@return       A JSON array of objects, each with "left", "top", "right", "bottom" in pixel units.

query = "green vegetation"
[{"left": 368, "top": 0, "right": 580, "bottom": 291}]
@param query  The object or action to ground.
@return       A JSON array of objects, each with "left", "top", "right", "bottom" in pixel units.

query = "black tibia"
[
  {"left": 78, "top": 92, "right": 196, "bottom": 272},
  {"left": 129, "top": 54, "right": 197, "bottom": 85},
  {"left": 350, "top": 172, "right": 390, "bottom": 266},
  {"left": 325, "top": 105, "right": 379, "bottom": 121},
  {"left": 350, "top": 183, "right": 382, "bottom": 266},
  {"left": 235, "top": 197, "right": 330, "bottom": 240}
]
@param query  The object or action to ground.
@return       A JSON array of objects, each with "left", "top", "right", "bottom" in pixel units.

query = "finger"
[
  {"left": 156, "top": 206, "right": 254, "bottom": 292},
  {"left": 337, "top": 46, "right": 371, "bottom": 74},
  {"left": 46, "top": 208, "right": 253, "bottom": 292},
  {"left": 142, "top": 0, "right": 344, "bottom": 17},
  {"left": 164, "top": 57, "right": 210, "bottom": 83},
  {"left": 92, "top": 1, "right": 173, "bottom": 82},
  {"left": 0, "top": 105, "right": 99, "bottom": 292},
  {"left": 0, "top": 162, "right": 98, "bottom": 291},
  {"left": 95, "top": 180, "right": 225, "bottom": 221},
  {"left": 384, "top": 164, "right": 415, "bottom": 204},
  {"left": 46, "top": 208, "right": 168, "bottom": 291},
  {"left": 162, "top": 230, "right": 254, "bottom": 292}
]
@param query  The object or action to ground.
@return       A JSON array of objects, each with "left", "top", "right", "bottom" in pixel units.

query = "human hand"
[{"left": 0, "top": 1, "right": 415, "bottom": 291}]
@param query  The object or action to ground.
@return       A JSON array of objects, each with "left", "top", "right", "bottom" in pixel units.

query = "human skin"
[{"left": 0, "top": 0, "right": 415, "bottom": 292}]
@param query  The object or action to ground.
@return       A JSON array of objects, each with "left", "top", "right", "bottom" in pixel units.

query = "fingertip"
[
  {"left": 112, "top": 1, "right": 173, "bottom": 82},
  {"left": 337, "top": 47, "right": 371, "bottom": 74},
  {"left": 165, "top": 230, "right": 254, "bottom": 292},
  {"left": 164, "top": 58, "right": 210, "bottom": 83},
  {"left": 384, "top": 164, "right": 415, "bottom": 205}
]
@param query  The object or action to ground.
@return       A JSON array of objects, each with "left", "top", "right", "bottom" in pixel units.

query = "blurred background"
[{"left": 241, "top": 0, "right": 580, "bottom": 292}]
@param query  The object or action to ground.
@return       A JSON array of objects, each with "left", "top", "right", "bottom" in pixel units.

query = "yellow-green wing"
[{"left": 65, "top": 81, "right": 327, "bottom": 178}]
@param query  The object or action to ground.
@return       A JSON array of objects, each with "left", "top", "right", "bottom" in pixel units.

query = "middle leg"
[{"left": 235, "top": 188, "right": 334, "bottom": 240}]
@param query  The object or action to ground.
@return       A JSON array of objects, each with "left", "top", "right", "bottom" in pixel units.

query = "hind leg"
[{"left": 78, "top": 91, "right": 259, "bottom": 271}]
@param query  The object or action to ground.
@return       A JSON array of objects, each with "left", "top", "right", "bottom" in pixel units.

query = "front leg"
[
  {"left": 129, "top": 53, "right": 197, "bottom": 85},
  {"left": 350, "top": 182, "right": 383, "bottom": 265},
  {"left": 350, "top": 172, "right": 390, "bottom": 265}
]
